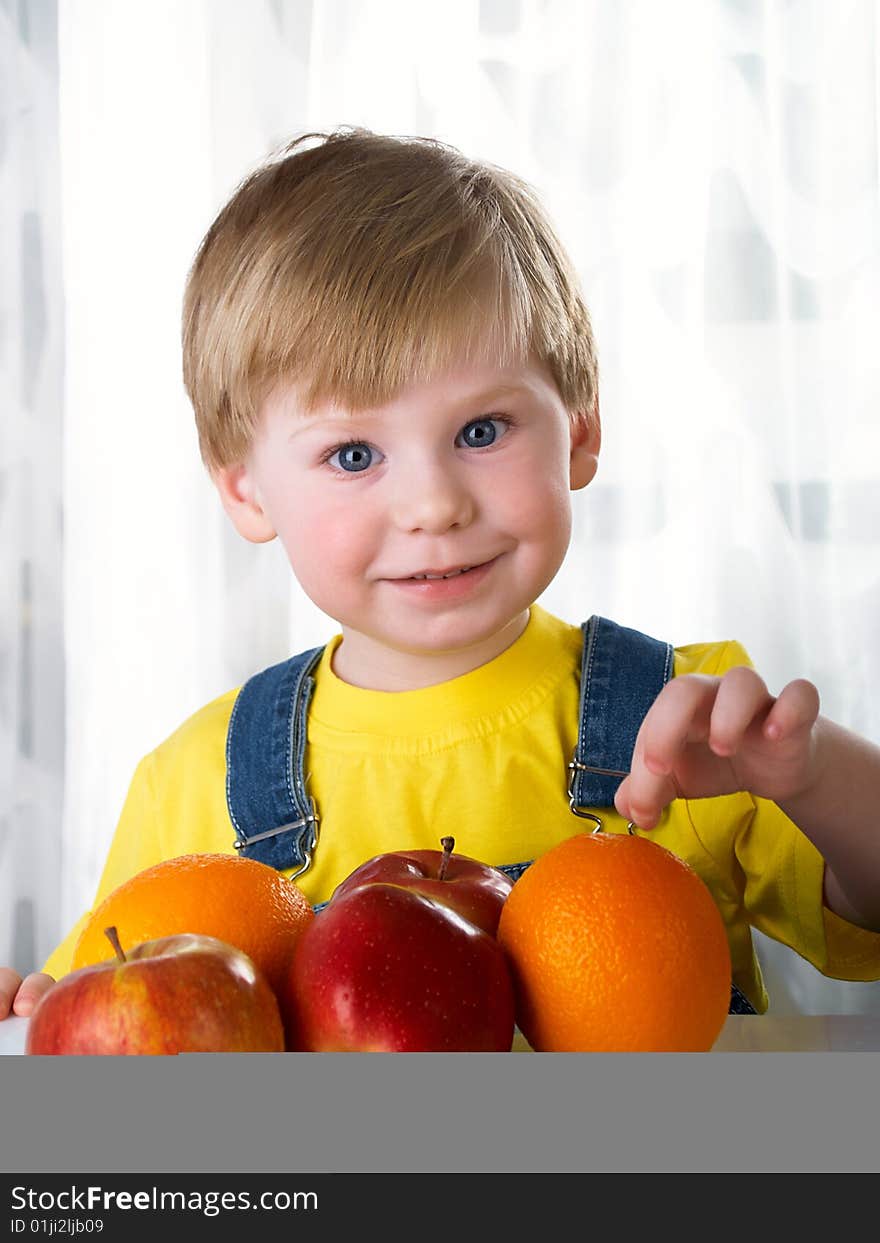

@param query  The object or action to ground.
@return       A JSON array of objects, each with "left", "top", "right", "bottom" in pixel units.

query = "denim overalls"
[{"left": 226, "top": 614, "right": 757, "bottom": 1015}]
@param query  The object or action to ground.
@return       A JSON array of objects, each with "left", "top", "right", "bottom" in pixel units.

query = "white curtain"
[
  {"left": 3, "top": 0, "right": 879, "bottom": 1014},
  {"left": 1, "top": 0, "right": 65, "bottom": 987}
]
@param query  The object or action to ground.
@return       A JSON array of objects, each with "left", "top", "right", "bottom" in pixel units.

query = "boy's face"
[{"left": 214, "top": 356, "right": 599, "bottom": 689}]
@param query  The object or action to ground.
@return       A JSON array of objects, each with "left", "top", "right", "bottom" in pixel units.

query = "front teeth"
[{"left": 411, "top": 567, "right": 472, "bottom": 580}]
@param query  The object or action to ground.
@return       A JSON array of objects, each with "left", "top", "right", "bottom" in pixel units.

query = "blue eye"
[
  {"left": 329, "top": 442, "right": 374, "bottom": 472},
  {"left": 457, "top": 418, "right": 507, "bottom": 449}
]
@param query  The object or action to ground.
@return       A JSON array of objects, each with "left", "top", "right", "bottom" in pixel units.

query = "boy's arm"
[
  {"left": 614, "top": 666, "right": 880, "bottom": 932},
  {"left": 776, "top": 717, "right": 880, "bottom": 929}
]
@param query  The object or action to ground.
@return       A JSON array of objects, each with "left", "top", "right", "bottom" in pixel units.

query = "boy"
[{"left": 3, "top": 127, "right": 879, "bottom": 1021}]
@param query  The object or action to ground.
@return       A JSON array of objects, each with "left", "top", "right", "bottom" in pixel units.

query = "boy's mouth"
[
  {"left": 393, "top": 557, "right": 496, "bottom": 581},
  {"left": 406, "top": 565, "right": 473, "bottom": 581},
  {"left": 383, "top": 557, "right": 499, "bottom": 598}
]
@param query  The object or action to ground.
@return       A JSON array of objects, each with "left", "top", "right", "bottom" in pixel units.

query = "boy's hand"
[
  {"left": 0, "top": 968, "right": 55, "bottom": 1019},
  {"left": 614, "top": 666, "right": 822, "bottom": 829}
]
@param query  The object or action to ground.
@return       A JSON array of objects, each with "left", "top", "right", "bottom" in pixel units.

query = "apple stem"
[
  {"left": 104, "top": 926, "right": 127, "bottom": 963},
  {"left": 438, "top": 836, "right": 455, "bottom": 881}
]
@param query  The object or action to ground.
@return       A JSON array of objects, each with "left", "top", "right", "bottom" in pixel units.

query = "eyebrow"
[{"left": 285, "top": 381, "right": 535, "bottom": 440}]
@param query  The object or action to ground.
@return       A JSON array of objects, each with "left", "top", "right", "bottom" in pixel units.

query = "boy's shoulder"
[
  {"left": 562, "top": 608, "right": 751, "bottom": 680},
  {"left": 673, "top": 637, "right": 753, "bottom": 678},
  {"left": 544, "top": 609, "right": 749, "bottom": 672},
  {"left": 148, "top": 685, "right": 241, "bottom": 771}
]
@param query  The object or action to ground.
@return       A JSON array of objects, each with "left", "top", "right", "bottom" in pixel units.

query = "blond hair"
[{"left": 182, "top": 127, "right": 598, "bottom": 471}]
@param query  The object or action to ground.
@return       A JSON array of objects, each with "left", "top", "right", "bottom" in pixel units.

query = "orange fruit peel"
[
  {"left": 71, "top": 852, "right": 314, "bottom": 1000},
  {"left": 497, "top": 831, "right": 732, "bottom": 1052}
]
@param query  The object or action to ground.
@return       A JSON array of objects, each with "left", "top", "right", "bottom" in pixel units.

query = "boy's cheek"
[
  {"left": 275, "top": 490, "right": 359, "bottom": 554},
  {"left": 309, "top": 504, "right": 374, "bottom": 568},
  {"left": 279, "top": 507, "right": 374, "bottom": 595},
  {"left": 511, "top": 481, "right": 572, "bottom": 542}
]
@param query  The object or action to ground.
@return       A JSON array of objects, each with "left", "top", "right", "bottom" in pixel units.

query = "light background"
[{"left": 2, "top": 0, "right": 880, "bottom": 1014}]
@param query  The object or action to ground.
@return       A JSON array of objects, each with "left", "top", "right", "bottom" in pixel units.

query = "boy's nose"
[{"left": 389, "top": 463, "right": 475, "bottom": 533}]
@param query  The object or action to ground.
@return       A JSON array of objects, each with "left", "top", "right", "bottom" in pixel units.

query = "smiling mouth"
[
  {"left": 382, "top": 556, "right": 500, "bottom": 586},
  {"left": 406, "top": 566, "right": 475, "bottom": 581}
]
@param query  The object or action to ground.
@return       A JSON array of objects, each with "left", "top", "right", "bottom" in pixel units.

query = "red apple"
[
  {"left": 283, "top": 884, "right": 515, "bottom": 1052},
  {"left": 25, "top": 927, "right": 285, "bottom": 1055},
  {"left": 330, "top": 836, "right": 513, "bottom": 936}
]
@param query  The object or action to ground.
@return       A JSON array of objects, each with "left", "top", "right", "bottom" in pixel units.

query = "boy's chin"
[
  {"left": 398, "top": 614, "right": 526, "bottom": 650},
  {"left": 333, "top": 612, "right": 530, "bottom": 688}
]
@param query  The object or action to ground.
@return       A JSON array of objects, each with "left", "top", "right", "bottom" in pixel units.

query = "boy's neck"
[{"left": 331, "top": 610, "right": 531, "bottom": 691}]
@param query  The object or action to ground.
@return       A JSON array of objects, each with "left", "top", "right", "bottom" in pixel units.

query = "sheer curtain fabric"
[{"left": 3, "top": 0, "right": 879, "bottom": 1014}]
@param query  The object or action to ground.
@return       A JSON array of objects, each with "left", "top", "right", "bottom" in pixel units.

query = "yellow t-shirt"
[{"left": 43, "top": 605, "right": 880, "bottom": 1010}]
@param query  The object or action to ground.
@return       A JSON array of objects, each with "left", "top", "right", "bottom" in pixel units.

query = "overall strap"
[
  {"left": 568, "top": 615, "right": 674, "bottom": 812},
  {"left": 226, "top": 645, "right": 324, "bottom": 874},
  {"left": 568, "top": 617, "right": 758, "bottom": 1015}
]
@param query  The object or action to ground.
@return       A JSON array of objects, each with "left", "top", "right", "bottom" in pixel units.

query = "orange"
[
  {"left": 71, "top": 853, "right": 314, "bottom": 998},
  {"left": 497, "top": 832, "right": 731, "bottom": 1052}
]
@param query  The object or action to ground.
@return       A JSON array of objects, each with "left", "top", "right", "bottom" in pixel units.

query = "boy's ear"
[
  {"left": 569, "top": 394, "right": 601, "bottom": 491},
  {"left": 210, "top": 463, "right": 277, "bottom": 544}
]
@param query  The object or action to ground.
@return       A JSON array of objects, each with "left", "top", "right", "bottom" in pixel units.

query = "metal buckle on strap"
[
  {"left": 288, "top": 798, "right": 321, "bottom": 880},
  {"left": 233, "top": 798, "right": 321, "bottom": 873},
  {"left": 567, "top": 755, "right": 636, "bottom": 834}
]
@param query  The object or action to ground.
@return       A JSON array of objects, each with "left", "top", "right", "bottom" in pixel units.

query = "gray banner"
[{"left": 2, "top": 1052, "right": 879, "bottom": 1174}]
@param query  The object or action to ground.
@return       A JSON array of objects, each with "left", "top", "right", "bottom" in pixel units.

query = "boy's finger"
[
  {"left": 613, "top": 770, "right": 678, "bottom": 830},
  {"left": 11, "top": 973, "right": 54, "bottom": 1017},
  {"left": 637, "top": 674, "right": 719, "bottom": 776},
  {"left": 618, "top": 677, "right": 720, "bottom": 827},
  {"left": 0, "top": 967, "right": 24, "bottom": 1019},
  {"left": 763, "top": 679, "right": 821, "bottom": 741},
  {"left": 707, "top": 665, "right": 773, "bottom": 756}
]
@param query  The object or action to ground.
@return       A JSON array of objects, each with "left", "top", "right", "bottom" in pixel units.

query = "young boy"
[{"left": 3, "top": 127, "right": 880, "bottom": 1021}]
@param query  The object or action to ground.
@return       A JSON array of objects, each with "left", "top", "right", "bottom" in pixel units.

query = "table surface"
[{"left": 3, "top": 1012, "right": 880, "bottom": 1054}]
